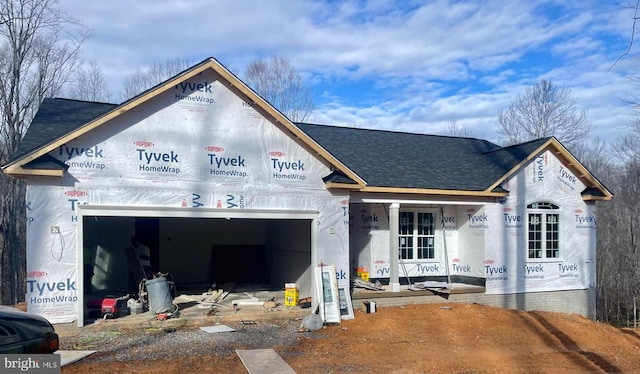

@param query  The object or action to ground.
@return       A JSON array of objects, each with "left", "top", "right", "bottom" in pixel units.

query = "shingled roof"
[
  {"left": 15, "top": 98, "right": 116, "bottom": 162},
  {"left": 297, "top": 122, "right": 550, "bottom": 191}
]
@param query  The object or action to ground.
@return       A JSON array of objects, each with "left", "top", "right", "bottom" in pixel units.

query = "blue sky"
[{"left": 58, "top": 0, "right": 639, "bottom": 144}]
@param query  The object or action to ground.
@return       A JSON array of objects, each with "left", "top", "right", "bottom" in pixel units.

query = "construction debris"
[{"left": 352, "top": 278, "right": 384, "bottom": 291}]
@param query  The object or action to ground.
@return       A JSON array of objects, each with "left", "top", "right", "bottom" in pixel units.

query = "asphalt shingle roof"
[
  {"left": 10, "top": 98, "right": 550, "bottom": 192},
  {"left": 15, "top": 98, "right": 116, "bottom": 160},
  {"left": 297, "top": 123, "right": 550, "bottom": 191}
]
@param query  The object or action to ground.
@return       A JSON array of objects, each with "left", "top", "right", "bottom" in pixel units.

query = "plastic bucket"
[{"left": 145, "top": 276, "right": 173, "bottom": 314}]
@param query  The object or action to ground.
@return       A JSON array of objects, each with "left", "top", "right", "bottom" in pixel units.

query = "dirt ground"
[{"left": 57, "top": 302, "right": 640, "bottom": 374}]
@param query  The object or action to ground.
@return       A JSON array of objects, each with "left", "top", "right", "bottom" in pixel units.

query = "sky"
[{"left": 57, "top": 0, "right": 640, "bottom": 145}]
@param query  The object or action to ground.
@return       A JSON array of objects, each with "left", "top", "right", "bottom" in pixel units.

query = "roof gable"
[{"left": 3, "top": 58, "right": 363, "bottom": 185}]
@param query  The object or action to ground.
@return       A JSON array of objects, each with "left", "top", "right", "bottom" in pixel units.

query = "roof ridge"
[
  {"left": 296, "top": 122, "right": 492, "bottom": 142},
  {"left": 481, "top": 137, "right": 552, "bottom": 155},
  {"left": 49, "top": 97, "right": 118, "bottom": 106}
]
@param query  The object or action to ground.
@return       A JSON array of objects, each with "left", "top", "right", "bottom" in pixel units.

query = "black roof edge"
[
  {"left": 322, "top": 170, "right": 358, "bottom": 184},
  {"left": 294, "top": 121, "right": 491, "bottom": 141},
  {"left": 491, "top": 185, "right": 509, "bottom": 193},
  {"left": 581, "top": 187, "right": 606, "bottom": 197},
  {"left": 22, "top": 154, "right": 68, "bottom": 171},
  {"left": 480, "top": 136, "right": 553, "bottom": 155}
]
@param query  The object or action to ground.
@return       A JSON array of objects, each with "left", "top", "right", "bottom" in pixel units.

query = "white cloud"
[{"left": 56, "top": 0, "right": 640, "bottom": 145}]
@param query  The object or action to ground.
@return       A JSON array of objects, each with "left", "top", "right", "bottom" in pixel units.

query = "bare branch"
[
  {"left": 243, "top": 56, "right": 314, "bottom": 122},
  {"left": 496, "top": 79, "right": 592, "bottom": 149},
  {"left": 610, "top": 0, "right": 640, "bottom": 71},
  {"left": 120, "top": 57, "right": 191, "bottom": 100}
]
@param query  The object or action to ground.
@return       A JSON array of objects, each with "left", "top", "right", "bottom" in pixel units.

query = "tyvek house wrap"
[
  {"left": 350, "top": 151, "right": 594, "bottom": 295},
  {"left": 482, "top": 151, "right": 596, "bottom": 294},
  {"left": 25, "top": 70, "right": 349, "bottom": 323}
]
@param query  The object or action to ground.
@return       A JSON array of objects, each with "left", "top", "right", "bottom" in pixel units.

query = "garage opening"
[{"left": 77, "top": 206, "right": 317, "bottom": 326}]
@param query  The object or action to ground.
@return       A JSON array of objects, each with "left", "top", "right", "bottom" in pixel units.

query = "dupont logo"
[
  {"left": 483, "top": 259, "right": 495, "bottom": 265},
  {"left": 452, "top": 258, "right": 460, "bottom": 263},
  {"left": 205, "top": 146, "right": 224, "bottom": 152},
  {"left": 134, "top": 140, "right": 154, "bottom": 147},
  {"left": 65, "top": 190, "right": 88, "bottom": 197},
  {"left": 466, "top": 208, "right": 476, "bottom": 214},
  {"left": 269, "top": 151, "right": 286, "bottom": 157}
]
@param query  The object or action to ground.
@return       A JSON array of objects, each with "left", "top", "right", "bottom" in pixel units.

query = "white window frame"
[
  {"left": 398, "top": 210, "right": 438, "bottom": 261},
  {"left": 526, "top": 202, "right": 562, "bottom": 261}
]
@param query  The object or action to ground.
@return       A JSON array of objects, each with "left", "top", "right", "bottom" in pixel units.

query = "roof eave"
[
  {"left": 360, "top": 186, "right": 509, "bottom": 197},
  {"left": 325, "top": 182, "right": 363, "bottom": 190},
  {"left": 2, "top": 166, "right": 64, "bottom": 177}
]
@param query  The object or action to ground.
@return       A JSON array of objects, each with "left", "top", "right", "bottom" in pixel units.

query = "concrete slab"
[
  {"left": 200, "top": 325, "right": 235, "bottom": 333},
  {"left": 236, "top": 349, "right": 296, "bottom": 374},
  {"left": 55, "top": 350, "right": 95, "bottom": 367}
]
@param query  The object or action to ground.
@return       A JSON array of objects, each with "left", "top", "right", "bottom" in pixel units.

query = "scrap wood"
[
  {"left": 352, "top": 278, "right": 384, "bottom": 291},
  {"left": 216, "top": 291, "right": 230, "bottom": 302}
]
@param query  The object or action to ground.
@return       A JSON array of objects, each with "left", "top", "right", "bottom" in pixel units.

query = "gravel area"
[{"left": 60, "top": 318, "right": 308, "bottom": 363}]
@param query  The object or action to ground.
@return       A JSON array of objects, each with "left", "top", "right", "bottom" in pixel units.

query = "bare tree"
[
  {"left": 243, "top": 56, "right": 314, "bottom": 122},
  {"left": 613, "top": 121, "right": 640, "bottom": 165},
  {"left": 570, "top": 137, "right": 611, "bottom": 183},
  {"left": 120, "top": 57, "right": 191, "bottom": 100},
  {"left": 66, "top": 59, "right": 111, "bottom": 102},
  {"left": 0, "top": 0, "right": 86, "bottom": 304},
  {"left": 497, "top": 79, "right": 592, "bottom": 149},
  {"left": 444, "top": 120, "right": 475, "bottom": 138}
]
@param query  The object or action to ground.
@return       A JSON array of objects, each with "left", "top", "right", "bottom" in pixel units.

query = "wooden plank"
[{"left": 235, "top": 349, "right": 296, "bottom": 374}]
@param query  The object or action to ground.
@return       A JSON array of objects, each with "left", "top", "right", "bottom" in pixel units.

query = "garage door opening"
[{"left": 77, "top": 206, "right": 318, "bottom": 327}]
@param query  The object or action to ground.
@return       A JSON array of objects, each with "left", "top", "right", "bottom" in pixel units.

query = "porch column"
[{"left": 389, "top": 203, "right": 400, "bottom": 292}]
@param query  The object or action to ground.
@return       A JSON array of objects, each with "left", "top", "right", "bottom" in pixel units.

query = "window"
[
  {"left": 399, "top": 211, "right": 436, "bottom": 260},
  {"left": 527, "top": 202, "right": 560, "bottom": 260}
]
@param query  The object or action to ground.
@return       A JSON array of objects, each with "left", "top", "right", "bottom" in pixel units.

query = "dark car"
[{"left": 0, "top": 306, "right": 59, "bottom": 354}]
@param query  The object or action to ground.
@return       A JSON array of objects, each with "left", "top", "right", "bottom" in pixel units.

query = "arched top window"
[{"left": 527, "top": 202, "right": 559, "bottom": 210}]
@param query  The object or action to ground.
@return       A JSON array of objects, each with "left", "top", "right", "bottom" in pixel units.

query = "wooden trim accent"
[
  {"left": 325, "top": 182, "right": 362, "bottom": 190},
  {"left": 582, "top": 194, "right": 612, "bottom": 202},
  {"left": 360, "top": 186, "right": 508, "bottom": 197},
  {"left": 4, "top": 167, "right": 64, "bottom": 177}
]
